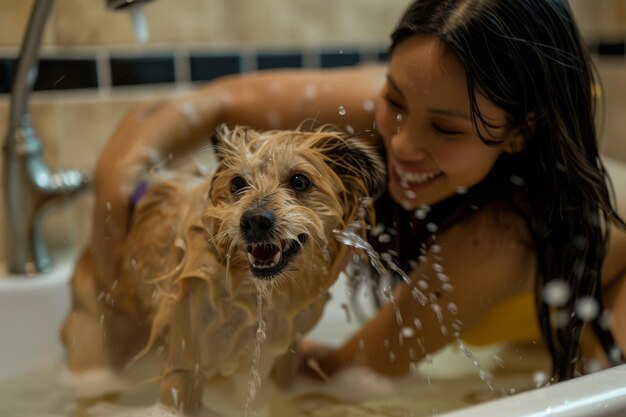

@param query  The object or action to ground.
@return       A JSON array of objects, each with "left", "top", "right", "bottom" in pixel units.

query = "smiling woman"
[{"left": 376, "top": 36, "right": 517, "bottom": 209}]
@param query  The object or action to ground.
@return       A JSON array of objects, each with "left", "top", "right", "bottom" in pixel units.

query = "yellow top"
[{"left": 462, "top": 292, "right": 541, "bottom": 346}]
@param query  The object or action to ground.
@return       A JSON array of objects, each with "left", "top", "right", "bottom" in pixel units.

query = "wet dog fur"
[{"left": 60, "top": 125, "right": 386, "bottom": 414}]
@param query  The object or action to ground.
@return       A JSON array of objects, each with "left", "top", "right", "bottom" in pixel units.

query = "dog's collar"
[{"left": 131, "top": 181, "right": 149, "bottom": 210}]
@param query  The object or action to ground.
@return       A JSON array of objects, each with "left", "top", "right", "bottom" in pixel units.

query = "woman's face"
[{"left": 375, "top": 35, "right": 518, "bottom": 210}]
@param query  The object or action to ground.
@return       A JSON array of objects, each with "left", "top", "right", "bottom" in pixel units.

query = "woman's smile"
[{"left": 390, "top": 157, "right": 444, "bottom": 192}]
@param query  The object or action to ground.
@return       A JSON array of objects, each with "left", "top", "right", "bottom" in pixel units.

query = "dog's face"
[{"left": 203, "top": 125, "right": 386, "bottom": 283}]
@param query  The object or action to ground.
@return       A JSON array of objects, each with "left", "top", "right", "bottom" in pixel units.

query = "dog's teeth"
[
  {"left": 247, "top": 252, "right": 256, "bottom": 265},
  {"left": 272, "top": 251, "right": 281, "bottom": 265}
]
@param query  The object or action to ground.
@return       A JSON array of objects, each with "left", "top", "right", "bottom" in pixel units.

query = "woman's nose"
[{"left": 389, "top": 125, "right": 428, "bottom": 160}]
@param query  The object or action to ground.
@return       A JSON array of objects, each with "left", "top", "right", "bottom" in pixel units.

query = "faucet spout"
[{"left": 2, "top": 0, "right": 90, "bottom": 275}]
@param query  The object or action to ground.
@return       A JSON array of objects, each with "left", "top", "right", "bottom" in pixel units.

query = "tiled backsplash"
[
  {"left": 0, "top": 47, "right": 389, "bottom": 93},
  {"left": 1, "top": 0, "right": 626, "bottom": 266}
]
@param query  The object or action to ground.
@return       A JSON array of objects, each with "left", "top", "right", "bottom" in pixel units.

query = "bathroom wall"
[{"left": 1, "top": 0, "right": 625, "bottom": 266}]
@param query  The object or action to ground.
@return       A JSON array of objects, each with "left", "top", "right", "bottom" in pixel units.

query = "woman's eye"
[
  {"left": 230, "top": 176, "right": 247, "bottom": 194},
  {"left": 433, "top": 124, "right": 462, "bottom": 136},
  {"left": 384, "top": 94, "right": 403, "bottom": 111},
  {"left": 289, "top": 174, "right": 312, "bottom": 192}
]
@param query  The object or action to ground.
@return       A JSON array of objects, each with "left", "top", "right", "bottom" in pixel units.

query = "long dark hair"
[{"left": 389, "top": 0, "right": 626, "bottom": 381}]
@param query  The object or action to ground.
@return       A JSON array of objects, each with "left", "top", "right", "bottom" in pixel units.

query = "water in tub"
[{"left": 0, "top": 233, "right": 551, "bottom": 417}]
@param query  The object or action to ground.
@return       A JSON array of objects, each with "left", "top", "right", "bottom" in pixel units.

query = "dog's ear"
[
  {"left": 315, "top": 133, "right": 387, "bottom": 202},
  {"left": 210, "top": 124, "right": 254, "bottom": 162}
]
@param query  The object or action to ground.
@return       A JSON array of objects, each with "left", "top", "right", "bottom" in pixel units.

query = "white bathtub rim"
[{"left": 440, "top": 363, "right": 626, "bottom": 417}]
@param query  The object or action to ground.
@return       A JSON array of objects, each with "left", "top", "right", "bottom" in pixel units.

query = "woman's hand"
[
  {"left": 89, "top": 90, "right": 226, "bottom": 283},
  {"left": 298, "top": 339, "right": 344, "bottom": 382}
]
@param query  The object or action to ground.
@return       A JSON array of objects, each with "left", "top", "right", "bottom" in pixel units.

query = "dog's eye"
[
  {"left": 230, "top": 176, "right": 247, "bottom": 194},
  {"left": 289, "top": 174, "right": 312, "bottom": 192}
]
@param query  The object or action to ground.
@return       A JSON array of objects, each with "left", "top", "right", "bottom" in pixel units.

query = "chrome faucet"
[
  {"left": 2, "top": 0, "right": 88, "bottom": 275},
  {"left": 2, "top": 0, "right": 156, "bottom": 275}
]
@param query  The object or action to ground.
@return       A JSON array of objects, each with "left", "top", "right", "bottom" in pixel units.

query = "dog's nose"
[{"left": 240, "top": 208, "right": 275, "bottom": 241}]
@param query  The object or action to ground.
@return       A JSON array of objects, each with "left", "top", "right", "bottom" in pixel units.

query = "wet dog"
[{"left": 60, "top": 125, "right": 386, "bottom": 415}]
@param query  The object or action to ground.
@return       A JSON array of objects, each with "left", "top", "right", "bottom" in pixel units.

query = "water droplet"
[
  {"left": 256, "top": 328, "right": 267, "bottom": 343},
  {"left": 378, "top": 233, "right": 392, "bottom": 243},
  {"left": 380, "top": 252, "right": 393, "bottom": 262},
  {"left": 415, "top": 209, "right": 428, "bottom": 220},
  {"left": 599, "top": 309, "right": 614, "bottom": 330},
  {"left": 338, "top": 105, "right": 347, "bottom": 116},
  {"left": 401, "top": 326, "right": 415, "bottom": 338},
  {"left": 456, "top": 186, "right": 467, "bottom": 194},
  {"left": 414, "top": 318, "right": 423, "bottom": 331},
  {"left": 345, "top": 124, "right": 355, "bottom": 135},
  {"left": 431, "top": 244, "right": 441, "bottom": 253},
  {"left": 426, "top": 222, "right": 438, "bottom": 233},
  {"left": 431, "top": 304, "right": 443, "bottom": 322},
  {"left": 412, "top": 287, "right": 428, "bottom": 305},
  {"left": 358, "top": 339, "right": 365, "bottom": 350},
  {"left": 510, "top": 175, "right": 525, "bottom": 186},
  {"left": 533, "top": 371, "right": 548, "bottom": 387},
  {"left": 542, "top": 280, "right": 570, "bottom": 307},
  {"left": 362, "top": 99, "right": 375, "bottom": 113},
  {"left": 303, "top": 84, "right": 317, "bottom": 101},
  {"left": 396, "top": 113, "right": 403, "bottom": 122},
  {"left": 609, "top": 346, "right": 623, "bottom": 363},
  {"left": 371, "top": 223, "right": 385, "bottom": 236},
  {"left": 106, "top": 201, "right": 112, "bottom": 211},
  {"left": 585, "top": 359, "right": 603, "bottom": 374},
  {"left": 447, "top": 302, "right": 458, "bottom": 315},
  {"left": 170, "top": 387, "right": 179, "bottom": 408},
  {"left": 575, "top": 297, "right": 599, "bottom": 321},
  {"left": 436, "top": 272, "right": 449, "bottom": 282},
  {"left": 389, "top": 351, "right": 396, "bottom": 362},
  {"left": 404, "top": 190, "right": 416, "bottom": 199},
  {"left": 417, "top": 280, "right": 429, "bottom": 290},
  {"left": 433, "top": 263, "right": 444, "bottom": 273}
]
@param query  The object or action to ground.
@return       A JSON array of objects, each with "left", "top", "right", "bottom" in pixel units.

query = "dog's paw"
[
  {"left": 88, "top": 403, "right": 224, "bottom": 417},
  {"left": 58, "top": 365, "right": 128, "bottom": 399},
  {"left": 327, "top": 366, "right": 396, "bottom": 402}
]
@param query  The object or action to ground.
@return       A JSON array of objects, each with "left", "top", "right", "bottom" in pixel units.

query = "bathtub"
[{"left": 1, "top": 250, "right": 626, "bottom": 417}]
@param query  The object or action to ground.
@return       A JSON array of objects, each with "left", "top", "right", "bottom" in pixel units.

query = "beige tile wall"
[{"left": 1, "top": 0, "right": 626, "bottom": 267}]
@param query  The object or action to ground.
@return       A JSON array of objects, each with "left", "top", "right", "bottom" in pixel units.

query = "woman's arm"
[
  {"left": 90, "top": 65, "right": 386, "bottom": 283},
  {"left": 304, "top": 207, "right": 536, "bottom": 377}
]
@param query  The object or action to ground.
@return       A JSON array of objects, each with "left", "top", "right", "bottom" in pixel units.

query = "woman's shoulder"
[
  {"left": 436, "top": 198, "right": 536, "bottom": 292},
  {"left": 446, "top": 190, "right": 533, "bottom": 248}
]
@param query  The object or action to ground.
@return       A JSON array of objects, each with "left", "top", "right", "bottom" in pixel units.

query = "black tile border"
[
  {"left": 110, "top": 55, "right": 176, "bottom": 86},
  {"left": 0, "top": 39, "right": 624, "bottom": 94},
  {"left": 190, "top": 53, "right": 241, "bottom": 82},
  {"left": 256, "top": 51, "right": 304, "bottom": 70}
]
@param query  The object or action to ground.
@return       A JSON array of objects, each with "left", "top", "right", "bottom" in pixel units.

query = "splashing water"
[
  {"left": 456, "top": 339, "right": 494, "bottom": 391},
  {"left": 244, "top": 291, "right": 267, "bottom": 417},
  {"left": 333, "top": 225, "right": 389, "bottom": 279}
]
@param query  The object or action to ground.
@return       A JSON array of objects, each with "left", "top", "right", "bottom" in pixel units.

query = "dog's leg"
[
  {"left": 270, "top": 341, "right": 300, "bottom": 389},
  {"left": 158, "top": 284, "right": 205, "bottom": 414},
  {"left": 61, "top": 250, "right": 111, "bottom": 371},
  {"left": 62, "top": 249, "right": 151, "bottom": 369}
]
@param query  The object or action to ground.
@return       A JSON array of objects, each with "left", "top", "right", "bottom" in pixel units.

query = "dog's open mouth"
[{"left": 246, "top": 234, "right": 307, "bottom": 279}]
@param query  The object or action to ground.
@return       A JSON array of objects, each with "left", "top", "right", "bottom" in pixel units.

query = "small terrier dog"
[{"left": 60, "top": 125, "right": 386, "bottom": 415}]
